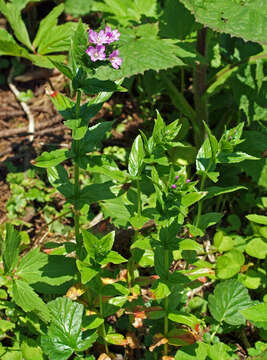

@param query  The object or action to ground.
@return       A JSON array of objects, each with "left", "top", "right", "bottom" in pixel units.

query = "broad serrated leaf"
[
  {"left": 16, "top": 248, "right": 48, "bottom": 283},
  {"left": 208, "top": 279, "right": 251, "bottom": 325},
  {"left": 34, "top": 149, "right": 70, "bottom": 168},
  {"left": 180, "top": 0, "right": 267, "bottom": 44},
  {"left": 128, "top": 135, "right": 144, "bottom": 177},
  {"left": 240, "top": 303, "right": 267, "bottom": 324},
  {"left": 3, "top": 223, "right": 21, "bottom": 273},
  {"left": 12, "top": 280, "right": 50, "bottom": 322},
  {"left": 41, "top": 297, "right": 97, "bottom": 360}
]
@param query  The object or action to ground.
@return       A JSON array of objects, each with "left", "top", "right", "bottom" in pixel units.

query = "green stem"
[
  {"left": 74, "top": 90, "right": 82, "bottom": 255},
  {"left": 99, "top": 294, "right": 109, "bottom": 354},
  {"left": 210, "top": 323, "right": 221, "bottom": 343},
  {"left": 195, "top": 173, "right": 207, "bottom": 228},
  {"left": 193, "top": 27, "right": 208, "bottom": 146},
  {"left": 163, "top": 249, "right": 169, "bottom": 356},
  {"left": 136, "top": 179, "right": 141, "bottom": 217}
]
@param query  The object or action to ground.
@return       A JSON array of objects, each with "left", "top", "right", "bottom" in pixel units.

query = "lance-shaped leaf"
[
  {"left": 208, "top": 279, "right": 251, "bottom": 326},
  {"left": 3, "top": 223, "right": 21, "bottom": 273},
  {"left": 0, "top": 28, "right": 29, "bottom": 57},
  {"left": 128, "top": 135, "right": 145, "bottom": 177},
  {"left": 34, "top": 149, "right": 70, "bottom": 168},
  {"left": 41, "top": 297, "right": 97, "bottom": 360}
]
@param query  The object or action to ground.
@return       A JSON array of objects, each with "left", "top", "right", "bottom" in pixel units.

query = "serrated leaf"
[
  {"left": 100, "top": 251, "right": 127, "bottom": 265},
  {"left": 41, "top": 297, "right": 97, "bottom": 360},
  {"left": 208, "top": 279, "right": 251, "bottom": 325},
  {"left": 16, "top": 248, "right": 48, "bottom": 283},
  {"left": 3, "top": 223, "right": 21, "bottom": 273},
  {"left": 216, "top": 249, "right": 245, "bottom": 279},
  {"left": 128, "top": 135, "right": 145, "bottom": 177},
  {"left": 12, "top": 280, "right": 50, "bottom": 322},
  {"left": 180, "top": 0, "right": 267, "bottom": 44},
  {"left": 34, "top": 149, "right": 70, "bottom": 168},
  {"left": 240, "top": 303, "right": 267, "bottom": 323},
  {"left": 76, "top": 260, "right": 99, "bottom": 284}
]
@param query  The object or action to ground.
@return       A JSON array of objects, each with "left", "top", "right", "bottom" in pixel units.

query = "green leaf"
[
  {"left": 33, "top": 4, "right": 64, "bottom": 48},
  {"left": 154, "top": 247, "right": 171, "bottom": 280},
  {"left": 217, "top": 151, "right": 258, "bottom": 163},
  {"left": 34, "top": 149, "right": 70, "bottom": 168},
  {"left": 216, "top": 249, "right": 245, "bottom": 279},
  {"left": 206, "top": 185, "right": 247, "bottom": 199},
  {"left": 240, "top": 303, "right": 267, "bottom": 323},
  {"left": 196, "top": 138, "right": 216, "bottom": 175},
  {"left": 159, "top": 0, "right": 197, "bottom": 40},
  {"left": 151, "top": 280, "right": 171, "bottom": 299},
  {"left": 245, "top": 237, "right": 267, "bottom": 259},
  {"left": 41, "top": 297, "right": 97, "bottom": 360},
  {"left": 3, "top": 223, "right": 21, "bottom": 273},
  {"left": 246, "top": 214, "right": 267, "bottom": 225},
  {"left": 168, "top": 312, "right": 199, "bottom": 329},
  {"left": 37, "top": 22, "right": 77, "bottom": 55},
  {"left": 47, "top": 165, "right": 74, "bottom": 199},
  {"left": 71, "top": 20, "right": 88, "bottom": 71},
  {"left": 180, "top": 0, "right": 267, "bottom": 44},
  {"left": 83, "top": 315, "right": 104, "bottom": 330},
  {"left": 94, "top": 33, "right": 190, "bottom": 81},
  {"left": 79, "top": 121, "right": 114, "bottom": 153},
  {"left": 100, "top": 251, "right": 127, "bottom": 265},
  {"left": 0, "top": 319, "right": 15, "bottom": 333},
  {"left": 21, "top": 338, "right": 44, "bottom": 360},
  {"left": 128, "top": 135, "right": 145, "bottom": 177},
  {"left": 65, "top": 0, "right": 93, "bottom": 16},
  {"left": 214, "top": 231, "right": 234, "bottom": 252},
  {"left": 76, "top": 260, "right": 99, "bottom": 284},
  {"left": 75, "top": 77, "right": 126, "bottom": 95},
  {"left": 208, "top": 279, "right": 251, "bottom": 325},
  {"left": 105, "top": 333, "right": 126, "bottom": 346},
  {"left": 49, "top": 60, "right": 73, "bottom": 80},
  {"left": 0, "top": 28, "right": 29, "bottom": 57},
  {"left": 198, "top": 212, "right": 222, "bottom": 231},
  {"left": 175, "top": 342, "right": 208, "bottom": 360},
  {"left": 12, "top": 279, "right": 50, "bottom": 322},
  {"left": 98, "top": 231, "right": 115, "bottom": 256},
  {"left": 181, "top": 192, "right": 206, "bottom": 208},
  {"left": 0, "top": 0, "right": 32, "bottom": 49},
  {"left": 16, "top": 248, "right": 48, "bottom": 283}
]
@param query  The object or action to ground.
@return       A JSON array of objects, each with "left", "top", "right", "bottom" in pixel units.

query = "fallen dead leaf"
[
  {"left": 149, "top": 333, "right": 168, "bottom": 352},
  {"left": 65, "top": 283, "right": 85, "bottom": 300},
  {"left": 126, "top": 331, "right": 139, "bottom": 349}
]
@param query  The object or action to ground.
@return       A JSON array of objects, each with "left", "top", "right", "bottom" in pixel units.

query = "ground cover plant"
[{"left": 0, "top": 0, "right": 267, "bottom": 359}]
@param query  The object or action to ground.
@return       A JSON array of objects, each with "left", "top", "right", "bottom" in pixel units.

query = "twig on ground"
[{"left": 8, "top": 68, "right": 35, "bottom": 142}]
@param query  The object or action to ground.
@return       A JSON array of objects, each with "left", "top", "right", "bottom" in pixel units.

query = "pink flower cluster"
[{"left": 86, "top": 26, "right": 122, "bottom": 69}]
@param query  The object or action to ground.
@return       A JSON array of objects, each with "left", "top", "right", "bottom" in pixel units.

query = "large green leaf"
[
  {"left": 41, "top": 297, "right": 97, "bottom": 360},
  {"left": 180, "top": 0, "right": 267, "bottom": 44},
  {"left": 16, "top": 248, "right": 48, "bottom": 283},
  {"left": 0, "top": 0, "right": 32, "bottom": 49},
  {"left": 0, "top": 28, "right": 29, "bottom": 57},
  {"left": 246, "top": 214, "right": 267, "bottom": 225},
  {"left": 33, "top": 4, "right": 64, "bottom": 48},
  {"left": 3, "top": 223, "right": 21, "bottom": 273},
  {"left": 208, "top": 279, "right": 251, "bottom": 325},
  {"left": 65, "top": 0, "right": 93, "bottom": 16},
  {"left": 12, "top": 279, "right": 50, "bottom": 322},
  {"left": 240, "top": 303, "right": 267, "bottom": 329},
  {"left": 93, "top": 25, "right": 195, "bottom": 80}
]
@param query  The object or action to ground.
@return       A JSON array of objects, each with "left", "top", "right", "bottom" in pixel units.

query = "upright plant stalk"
[
  {"left": 163, "top": 248, "right": 169, "bottom": 356},
  {"left": 74, "top": 90, "right": 82, "bottom": 254},
  {"left": 194, "top": 27, "right": 208, "bottom": 145},
  {"left": 136, "top": 179, "right": 142, "bottom": 217},
  {"left": 195, "top": 172, "right": 207, "bottom": 228}
]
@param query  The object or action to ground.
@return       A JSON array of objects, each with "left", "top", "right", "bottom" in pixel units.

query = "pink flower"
[
  {"left": 88, "top": 29, "right": 107, "bottom": 45},
  {"left": 109, "top": 50, "right": 122, "bottom": 69},
  {"left": 175, "top": 175, "right": 179, "bottom": 180},
  {"left": 171, "top": 184, "right": 177, "bottom": 189},
  {"left": 186, "top": 179, "right": 191, "bottom": 183},
  {"left": 86, "top": 45, "right": 106, "bottom": 62},
  {"left": 105, "top": 26, "right": 120, "bottom": 44}
]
